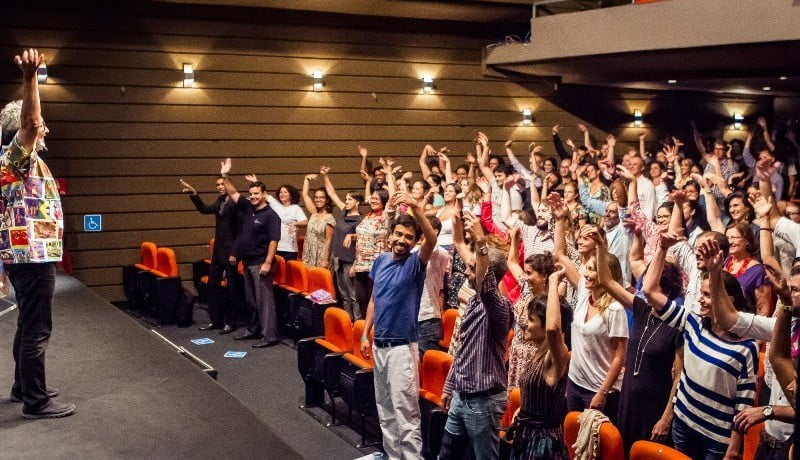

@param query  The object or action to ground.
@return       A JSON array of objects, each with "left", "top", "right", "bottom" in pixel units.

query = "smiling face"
[
  {"left": 559, "top": 159, "right": 571, "bottom": 178},
  {"left": 698, "top": 278, "right": 712, "bottom": 317},
  {"left": 680, "top": 159, "right": 692, "bottom": 176},
  {"left": 628, "top": 156, "right": 644, "bottom": 176},
  {"left": 524, "top": 263, "right": 547, "bottom": 295},
  {"left": 370, "top": 191, "right": 384, "bottom": 212},
  {"left": 655, "top": 207, "right": 671, "bottom": 227},
  {"left": 521, "top": 310, "right": 545, "bottom": 343},
  {"left": 489, "top": 157, "right": 500, "bottom": 171},
  {"left": 249, "top": 186, "right": 266, "bottom": 207},
  {"left": 313, "top": 190, "right": 328, "bottom": 211},
  {"left": 444, "top": 184, "right": 457, "bottom": 203},
  {"left": 215, "top": 178, "right": 226, "bottom": 195},
  {"left": 728, "top": 197, "right": 748, "bottom": 222},
  {"left": 725, "top": 227, "right": 749, "bottom": 257},
  {"left": 577, "top": 227, "right": 597, "bottom": 255},
  {"left": 563, "top": 183, "right": 577, "bottom": 203},
  {"left": 604, "top": 203, "right": 620, "bottom": 228},
  {"left": 585, "top": 164, "right": 598, "bottom": 180},
  {"left": 344, "top": 193, "right": 359, "bottom": 212},
  {"left": 649, "top": 162, "right": 663, "bottom": 179},
  {"left": 390, "top": 223, "right": 418, "bottom": 256},
  {"left": 583, "top": 257, "right": 598, "bottom": 289},
  {"left": 456, "top": 166, "right": 468, "bottom": 182},
  {"left": 278, "top": 187, "right": 291, "bottom": 205},
  {"left": 684, "top": 183, "right": 699, "bottom": 201}
]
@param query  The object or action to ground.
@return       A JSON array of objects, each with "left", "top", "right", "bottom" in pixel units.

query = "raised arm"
[
  {"left": 591, "top": 229, "right": 634, "bottom": 308},
  {"left": 757, "top": 117, "right": 775, "bottom": 152},
  {"left": 301, "top": 174, "right": 317, "bottom": 214},
  {"left": 465, "top": 212, "right": 488, "bottom": 288},
  {"left": 545, "top": 264, "right": 570, "bottom": 378},
  {"left": 438, "top": 150, "right": 453, "bottom": 183},
  {"left": 578, "top": 123, "right": 593, "bottom": 151},
  {"left": 693, "top": 173, "right": 724, "bottom": 233},
  {"left": 698, "top": 239, "right": 739, "bottom": 331},
  {"left": 452, "top": 206, "right": 473, "bottom": 267},
  {"left": 769, "top": 304, "right": 797, "bottom": 408},
  {"left": 639, "top": 132, "right": 646, "bottom": 159},
  {"left": 219, "top": 158, "right": 240, "bottom": 202},
  {"left": 395, "top": 191, "right": 437, "bottom": 265},
  {"left": 507, "top": 226, "right": 523, "bottom": 280},
  {"left": 552, "top": 125, "right": 571, "bottom": 161},
  {"left": 181, "top": 179, "right": 217, "bottom": 214},
  {"left": 549, "top": 193, "right": 580, "bottom": 287},
  {"left": 628, "top": 227, "right": 646, "bottom": 281},
  {"left": 642, "top": 231, "right": 681, "bottom": 310},
  {"left": 419, "top": 145, "right": 434, "bottom": 180},
  {"left": 690, "top": 120, "right": 707, "bottom": 157},
  {"left": 606, "top": 134, "right": 616, "bottom": 165},
  {"left": 477, "top": 132, "right": 495, "bottom": 185},
  {"left": 13, "top": 49, "right": 44, "bottom": 153},
  {"left": 358, "top": 145, "right": 370, "bottom": 177},
  {"left": 319, "top": 166, "right": 346, "bottom": 211}
]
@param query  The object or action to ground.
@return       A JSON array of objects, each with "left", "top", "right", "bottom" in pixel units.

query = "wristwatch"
[{"left": 762, "top": 405, "right": 773, "bottom": 420}]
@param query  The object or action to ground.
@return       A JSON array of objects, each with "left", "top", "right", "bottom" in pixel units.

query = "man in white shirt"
[
  {"left": 603, "top": 203, "right": 632, "bottom": 288},
  {"left": 628, "top": 156, "right": 656, "bottom": 220},
  {"left": 416, "top": 217, "right": 450, "bottom": 357}
]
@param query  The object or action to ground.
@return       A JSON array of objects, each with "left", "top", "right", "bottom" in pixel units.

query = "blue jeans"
[
  {"left": 442, "top": 391, "right": 506, "bottom": 460},
  {"left": 671, "top": 417, "right": 726, "bottom": 460},
  {"left": 417, "top": 319, "right": 442, "bottom": 357}
]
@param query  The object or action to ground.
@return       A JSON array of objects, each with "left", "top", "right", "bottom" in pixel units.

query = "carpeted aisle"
[{"left": 0, "top": 275, "right": 303, "bottom": 460}]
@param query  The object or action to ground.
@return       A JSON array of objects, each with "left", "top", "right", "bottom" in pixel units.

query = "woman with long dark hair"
[{"left": 299, "top": 174, "right": 335, "bottom": 268}]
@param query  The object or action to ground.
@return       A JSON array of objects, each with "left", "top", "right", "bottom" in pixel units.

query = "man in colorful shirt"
[{"left": 1, "top": 49, "right": 73, "bottom": 418}]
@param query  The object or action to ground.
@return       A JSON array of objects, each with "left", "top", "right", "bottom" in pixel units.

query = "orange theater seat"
[
  {"left": 307, "top": 267, "right": 336, "bottom": 301},
  {"left": 283, "top": 260, "right": 309, "bottom": 294},
  {"left": 419, "top": 350, "right": 453, "bottom": 407},
  {"left": 438, "top": 308, "right": 459, "bottom": 349},
  {"left": 500, "top": 387, "right": 521, "bottom": 434},
  {"left": 630, "top": 441, "right": 691, "bottom": 460},
  {"left": 743, "top": 421, "right": 763, "bottom": 460},
  {"left": 151, "top": 247, "right": 178, "bottom": 278},
  {"left": 273, "top": 255, "right": 286, "bottom": 286},
  {"left": 134, "top": 241, "right": 158, "bottom": 271},
  {"left": 297, "top": 307, "right": 353, "bottom": 408},
  {"left": 139, "top": 247, "right": 183, "bottom": 325},
  {"left": 564, "top": 411, "right": 624, "bottom": 460},
  {"left": 205, "top": 238, "right": 214, "bottom": 264},
  {"left": 504, "top": 328, "right": 514, "bottom": 362},
  {"left": 338, "top": 320, "right": 377, "bottom": 446}
]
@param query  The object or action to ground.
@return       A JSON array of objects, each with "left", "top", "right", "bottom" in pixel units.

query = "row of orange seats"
[{"left": 122, "top": 241, "right": 186, "bottom": 325}]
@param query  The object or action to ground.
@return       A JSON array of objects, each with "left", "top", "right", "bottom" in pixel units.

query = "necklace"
[
  {"left": 725, "top": 256, "right": 752, "bottom": 278},
  {"left": 632, "top": 312, "right": 663, "bottom": 376}
]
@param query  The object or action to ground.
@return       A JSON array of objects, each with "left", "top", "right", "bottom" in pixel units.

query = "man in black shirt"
[
  {"left": 181, "top": 177, "right": 239, "bottom": 334},
  {"left": 220, "top": 158, "right": 282, "bottom": 348}
]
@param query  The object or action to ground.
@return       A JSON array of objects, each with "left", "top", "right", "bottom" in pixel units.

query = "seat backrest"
[
  {"left": 208, "top": 238, "right": 215, "bottom": 259},
  {"left": 154, "top": 247, "right": 178, "bottom": 277},
  {"left": 743, "top": 421, "right": 763, "bottom": 460},
  {"left": 438, "top": 308, "right": 458, "bottom": 349},
  {"left": 307, "top": 267, "right": 336, "bottom": 300},
  {"left": 140, "top": 241, "right": 157, "bottom": 270},
  {"left": 503, "top": 328, "right": 514, "bottom": 362},
  {"left": 630, "top": 441, "right": 691, "bottom": 460},
  {"left": 564, "top": 411, "right": 580, "bottom": 459},
  {"left": 349, "top": 320, "right": 374, "bottom": 365},
  {"left": 755, "top": 351, "right": 766, "bottom": 402},
  {"left": 323, "top": 307, "right": 353, "bottom": 351},
  {"left": 500, "top": 387, "right": 521, "bottom": 428},
  {"left": 598, "top": 421, "right": 625, "bottom": 460},
  {"left": 286, "top": 260, "right": 309, "bottom": 292},
  {"left": 273, "top": 255, "right": 286, "bottom": 285},
  {"left": 420, "top": 350, "right": 454, "bottom": 399}
]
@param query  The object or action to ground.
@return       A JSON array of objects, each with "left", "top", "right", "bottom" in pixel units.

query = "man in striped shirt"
[
  {"left": 643, "top": 232, "right": 756, "bottom": 460},
  {"left": 439, "top": 213, "right": 513, "bottom": 460}
]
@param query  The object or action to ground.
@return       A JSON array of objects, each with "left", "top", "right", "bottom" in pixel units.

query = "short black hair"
[
  {"left": 699, "top": 230, "right": 730, "bottom": 257},
  {"left": 392, "top": 214, "right": 422, "bottom": 240},
  {"left": 524, "top": 252, "right": 556, "bottom": 279},
  {"left": 374, "top": 189, "right": 390, "bottom": 207},
  {"left": 249, "top": 181, "right": 268, "bottom": 193},
  {"left": 495, "top": 164, "right": 515, "bottom": 176},
  {"left": 427, "top": 216, "right": 442, "bottom": 235}
]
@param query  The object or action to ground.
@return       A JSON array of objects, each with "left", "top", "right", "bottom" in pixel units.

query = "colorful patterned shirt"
[
  {"left": 0, "top": 136, "right": 63, "bottom": 264},
  {"left": 353, "top": 211, "right": 389, "bottom": 273}
]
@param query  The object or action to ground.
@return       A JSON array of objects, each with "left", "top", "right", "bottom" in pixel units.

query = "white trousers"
[{"left": 373, "top": 343, "right": 422, "bottom": 460}]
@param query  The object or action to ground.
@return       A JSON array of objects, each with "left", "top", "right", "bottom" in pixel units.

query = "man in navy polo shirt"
[
  {"left": 361, "top": 191, "right": 438, "bottom": 459},
  {"left": 220, "top": 158, "right": 282, "bottom": 348}
]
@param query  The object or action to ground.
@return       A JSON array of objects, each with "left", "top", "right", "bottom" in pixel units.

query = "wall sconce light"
[
  {"left": 312, "top": 71, "right": 324, "bottom": 91},
  {"left": 633, "top": 109, "right": 643, "bottom": 127},
  {"left": 422, "top": 76, "right": 434, "bottom": 94},
  {"left": 37, "top": 63, "right": 47, "bottom": 84},
  {"left": 733, "top": 112, "right": 744, "bottom": 130},
  {"left": 522, "top": 108, "right": 532, "bottom": 126},
  {"left": 183, "top": 63, "right": 194, "bottom": 88}
]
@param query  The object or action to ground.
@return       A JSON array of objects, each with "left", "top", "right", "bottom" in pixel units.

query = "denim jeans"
[
  {"left": 671, "top": 417, "right": 727, "bottom": 460},
  {"left": 417, "top": 318, "right": 442, "bottom": 357},
  {"left": 442, "top": 390, "right": 507, "bottom": 460}
]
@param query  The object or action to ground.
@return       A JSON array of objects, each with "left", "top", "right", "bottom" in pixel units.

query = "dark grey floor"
[{"left": 0, "top": 275, "right": 364, "bottom": 459}]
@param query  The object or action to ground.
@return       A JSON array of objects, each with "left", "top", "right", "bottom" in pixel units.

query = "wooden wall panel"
[{"left": 0, "top": 3, "right": 769, "bottom": 302}]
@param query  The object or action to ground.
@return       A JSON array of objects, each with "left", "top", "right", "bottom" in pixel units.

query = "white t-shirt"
[
  {"left": 568, "top": 277, "right": 629, "bottom": 392},
  {"left": 417, "top": 246, "right": 450, "bottom": 322},
  {"left": 636, "top": 175, "right": 657, "bottom": 221},
  {"left": 268, "top": 196, "right": 307, "bottom": 252}
]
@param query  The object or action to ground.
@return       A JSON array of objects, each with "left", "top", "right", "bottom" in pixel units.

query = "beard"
[{"left": 536, "top": 219, "right": 549, "bottom": 231}]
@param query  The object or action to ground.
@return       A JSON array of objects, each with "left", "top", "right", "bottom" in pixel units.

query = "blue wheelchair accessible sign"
[{"left": 84, "top": 214, "right": 102, "bottom": 232}]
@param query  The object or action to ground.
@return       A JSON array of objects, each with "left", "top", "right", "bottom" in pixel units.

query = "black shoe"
[
  {"left": 219, "top": 325, "right": 235, "bottom": 335},
  {"left": 22, "top": 400, "right": 76, "bottom": 419},
  {"left": 253, "top": 340, "right": 280, "bottom": 348},
  {"left": 9, "top": 388, "right": 59, "bottom": 403},
  {"left": 233, "top": 332, "right": 258, "bottom": 340},
  {"left": 198, "top": 323, "right": 218, "bottom": 331}
]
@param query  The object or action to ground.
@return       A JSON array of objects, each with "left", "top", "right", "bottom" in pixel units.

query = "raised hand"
[
  {"left": 14, "top": 48, "right": 44, "bottom": 79},
  {"left": 577, "top": 123, "right": 587, "bottom": 133},
  {"left": 550, "top": 262, "right": 566, "bottom": 282},
  {"left": 475, "top": 177, "right": 490, "bottom": 194},
  {"left": 360, "top": 169, "right": 371, "bottom": 182},
  {"left": 504, "top": 140, "right": 514, "bottom": 148},
  {"left": 319, "top": 165, "right": 330, "bottom": 175},
  {"left": 696, "top": 239, "right": 723, "bottom": 272},
  {"left": 639, "top": 132, "right": 646, "bottom": 141},
  {"left": 669, "top": 189, "right": 689, "bottom": 206},
  {"left": 305, "top": 174, "right": 318, "bottom": 181},
  {"left": 565, "top": 138, "right": 575, "bottom": 149},
  {"left": 179, "top": 179, "right": 197, "bottom": 194},
  {"left": 358, "top": 146, "right": 368, "bottom": 158},
  {"left": 477, "top": 132, "right": 489, "bottom": 148},
  {"left": 690, "top": 173, "right": 709, "bottom": 190},
  {"left": 616, "top": 164, "right": 634, "bottom": 181},
  {"left": 585, "top": 227, "right": 605, "bottom": 247},
  {"left": 606, "top": 134, "right": 616, "bottom": 148},
  {"left": 245, "top": 173, "right": 258, "bottom": 182},
  {"left": 757, "top": 116, "right": 768, "bottom": 130},
  {"left": 463, "top": 211, "right": 484, "bottom": 239},
  {"left": 546, "top": 192, "right": 568, "bottom": 220},
  {"left": 658, "top": 230, "right": 685, "bottom": 250},
  {"left": 749, "top": 193, "right": 773, "bottom": 219},
  {"left": 465, "top": 152, "right": 476, "bottom": 164},
  {"left": 220, "top": 158, "right": 232, "bottom": 176}
]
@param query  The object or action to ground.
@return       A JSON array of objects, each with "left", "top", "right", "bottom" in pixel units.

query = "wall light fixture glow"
[
  {"left": 312, "top": 71, "right": 324, "bottom": 91},
  {"left": 422, "top": 76, "right": 434, "bottom": 94},
  {"left": 522, "top": 108, "right": 532, "bottom": 126},
  {"left": 733, "top": 112, "right": 744, "bottom": 130},
  {"left": 183, "top": 64, "right": 194, "bottom": 88},
  {"left": 633, "top": 109, "right": 643, "bottom": 127},
  {"left": 37, "top": 63, "right": 47, "bottom": 84}
]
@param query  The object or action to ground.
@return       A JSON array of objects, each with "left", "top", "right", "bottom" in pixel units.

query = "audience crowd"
[{"left": 188, "top": 119, "right": 800, "bottom": 460}]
